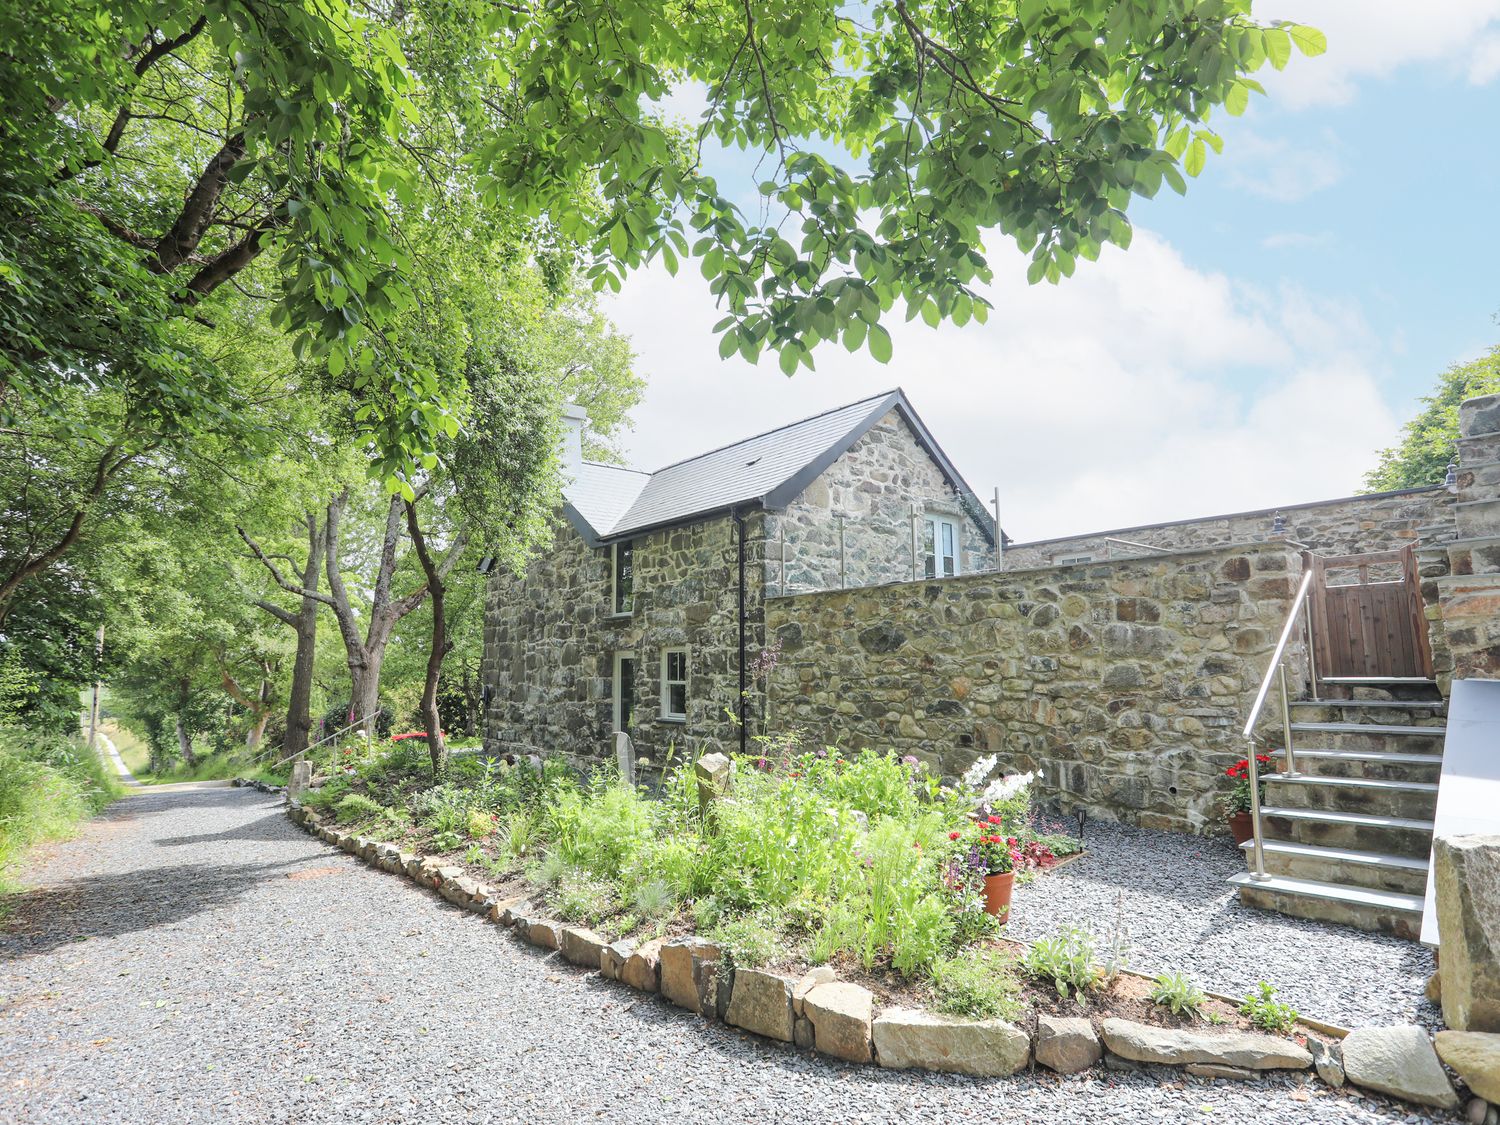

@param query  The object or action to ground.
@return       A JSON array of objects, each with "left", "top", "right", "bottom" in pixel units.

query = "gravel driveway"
[
  {"left": 1005, "top": 820, "right": 1440, "bottom": 1031},
  {"left": 0, "top": 788, "right": 1456, "bottom": 1124}
]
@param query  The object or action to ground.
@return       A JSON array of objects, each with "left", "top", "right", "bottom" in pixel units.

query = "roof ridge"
[
  {"left": 642, "top": 388, "right": 900, "bottom": 475},
  {"left": 580, "top": 460, "right": 652, "bottom": 476}
]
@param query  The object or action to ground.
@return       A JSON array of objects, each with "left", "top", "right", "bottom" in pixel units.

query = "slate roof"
[{"left": 565, "top": 388, "right": 993, "bottom": 547}]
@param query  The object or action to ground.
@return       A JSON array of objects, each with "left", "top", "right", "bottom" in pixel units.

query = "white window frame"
[
  {"left": 660, "top": 647, "right": 688, "bottom": 721},
  {"left": 923, "top": 514, "right": 962, "bottom": 578},
  {"left": 610, "top": 540, "right": 634, "bottom": 616},
  {"left": 1055, "top": 553, "right": 1094, "bottom": 566},
  {"left": 612, "top": 652, "right": 636, "bottom": 733}
]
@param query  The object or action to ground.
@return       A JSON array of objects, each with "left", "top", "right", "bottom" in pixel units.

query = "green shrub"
[
  {"left": 0, "top": 728, "right": 122, "bottom": 895},
  {"left": 628, "top": 877, "right": 677, "bottom": 920},
  {"left": 467, "top": 808, "right": 495, "bottom": 839},
  {"left": 710, "top": 912, "right": 783, "bottom": 969},
  {"left": 1149, "top": 972, "right": 1207, "bottom": 1019},
  {"left": 932, "top": 948, "right": 1023, "bottom": 1020},
  {"left": 555, "top": 870, "right": 618, "bottom": 924},
  {"left": 1023, "top": 926, "right": 1103, "bottom": 999},
  {"left": 1239, "top": 981, "right": 1298, "bottom": 1033},
  {"left": 334, "top": 792, "right": 388, "bottom": 824},
  {"left": 301, "top": 775, "right": 352, "bottom": 810}
]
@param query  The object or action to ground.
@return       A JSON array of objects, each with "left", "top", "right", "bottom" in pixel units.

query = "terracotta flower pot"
[
  {"left": 982, "top": 870, "right": 1015, "bottom": 921},
  {"left": 1227, "top": 811, "right": 1254, "bottom": 846}
]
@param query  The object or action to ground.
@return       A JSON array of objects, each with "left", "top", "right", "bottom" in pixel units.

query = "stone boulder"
[
  {"left": 1437, "top": 1031, "right": 1500, "bottom": 1103},
  {"left": 1309, "top": 1038, "right": 1345, "bottom": 1087},
  {"left": 599, "top": 941, "right": 635, "bottom": 981},
  {"left": 1035, "top": 1015, "right": 1102, "bottom": 1074},
  {"left": 1435, "top": 835, "right": 1500, "bottom": 1032},
  {"left": 873, "top": 1008, "right": 1029, "bottom": 1077},
  {"left": 518, "top": 917, "right": 560, "bottom": 950},
  {"left": 724, "top": 969, "right": 795, "bottom": 1042},
  {"left": 619, "top": 938, "right": 664, "bottom": 993},
  {"left": 1341, "top": 1025, "right": 1458, "bottom": 1110},
  {"left": 659, "top": 938, "right": 720, "bottom": 1013},
  {"left": 558, "top": 925, "right": 608, "bottom": 970},
  {"left": 1099, "top": 1019, "right": 1312, "bottom": 1070},
  {"left": 792, "top": 967, "right": 835, "bottom": 1016},
  {"left": 803, "top": 982, "right": 874, "bottom": 1064}
]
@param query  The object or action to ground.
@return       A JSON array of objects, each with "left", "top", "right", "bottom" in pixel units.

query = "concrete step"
[
  {"left": 1239, "top": 839, "right": 1430, "bottom": 896},
  {"left": 1259, "top": 806, "right": 1436, "bottom": 858},
  {"left": 1229, "top": 872, "right": 1422, "bottom": 939},
  {"left": 1289, "top": 699, "right": 1446, "bottom": 727},
  {"left": 1290, "top": 748, "right": 1444, "bottom": 783},
  {"left": 1287, "top": 722, "right": 1447, "bottom": 752},
  {"left": 1315, "top": 678, "right": 1443, "bottom": 705},
  {"left": 1264, "top": 774, "right": 1439, "bottom": 819}
]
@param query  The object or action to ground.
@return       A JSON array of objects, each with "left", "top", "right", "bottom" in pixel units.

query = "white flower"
[
  {"left": 980, "top": 770, "right": 1037, "bottom": 803},
  {"left": 961, "top": 755, "right": 998, "bottom": 789}
]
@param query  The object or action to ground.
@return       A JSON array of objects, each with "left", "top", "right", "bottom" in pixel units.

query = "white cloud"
[
  {"left": 1222, "top": 130, "right": 1343, "bottom": 201},
  {"left": 1255, "top": 0, "right": 1500, "bottom": 107},
  {"left": 601, "top": 231, "right": 1404, "bottom": 543},
  {"left": 1260, "top": 231, "right": 1333, "bottom": 250}
]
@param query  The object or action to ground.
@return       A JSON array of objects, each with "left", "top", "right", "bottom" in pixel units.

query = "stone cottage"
[{"left": 481, "top": 389, "right": 997, "bottom": 764}]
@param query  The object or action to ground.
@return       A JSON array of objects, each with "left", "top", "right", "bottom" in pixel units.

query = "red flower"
[
  {"left": 987, "top": 815, "right": 1002, "bottom": 825},
  {"left": 948, "top": 831, "right": 961, "bottom": 840}
]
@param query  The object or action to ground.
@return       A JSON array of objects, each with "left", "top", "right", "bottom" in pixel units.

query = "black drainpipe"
[{"left": 734, "top": 508, "right": 748, "bottom": 754}]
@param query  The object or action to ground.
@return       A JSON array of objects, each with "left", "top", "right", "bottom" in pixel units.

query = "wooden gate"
[{"left": 1306, "top": 547, "right": 1434, "bottom": 679}]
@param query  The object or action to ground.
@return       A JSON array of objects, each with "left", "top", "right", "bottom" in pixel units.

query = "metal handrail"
[
  {"left": 252, "top": 718, "right": 368, "bottom": 771},
  {"left": 1102, "top": 537, "right": 1173, "bottom": 555},
  {"left": 1240, "top": 566, "right": 1317, "bottom": 880}
]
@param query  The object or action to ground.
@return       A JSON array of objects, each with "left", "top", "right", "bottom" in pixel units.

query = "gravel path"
[
  {"left": 1007, "top": 820, "right": 1440, "bottom": 1031},
  {"left": 0, "top": 789, "right": 1456, "bottom": 1124}
]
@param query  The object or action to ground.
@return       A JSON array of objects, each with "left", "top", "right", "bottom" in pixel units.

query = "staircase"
[{"left": 1228, "top": 676, "right": 1446, "bottom": 939}]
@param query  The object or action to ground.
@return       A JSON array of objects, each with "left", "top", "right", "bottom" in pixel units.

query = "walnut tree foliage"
[
  {"left": 1366, "top": 346, "right": 1500, "bottom": 492},
  {"left": 1, "top": 0, "right": 1324, "bottom": 491}
]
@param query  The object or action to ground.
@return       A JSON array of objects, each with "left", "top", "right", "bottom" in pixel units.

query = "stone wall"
[
  {"left": 481, "top": 513, "right": 770, "bottom": 765},
  {"left": 1002, "top": 487, "right": 1452, "bottom": 570},
  {"left": 765, "top": 542, "right": 1303, "bottom": 834},
  {"left": 768, "top": 408, "right": 993, "bottom": 595}
]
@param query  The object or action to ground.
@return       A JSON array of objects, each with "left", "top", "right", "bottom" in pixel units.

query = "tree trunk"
[
  {"left": 175, "top": 717, "right": 196, "bottom": 767},
  {"left": 347, "top": 648, "right": 384, "bottom": 738},
  {"left": 404, "top": 500, "right": 456, "bottom": 779},
  {"left": 282, "top": 514, "right": 326, "bottom": 761}
]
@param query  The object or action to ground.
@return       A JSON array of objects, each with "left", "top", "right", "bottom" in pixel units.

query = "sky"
[{"left": 600, "top": 1, "right": 1500, "bottom": 543}]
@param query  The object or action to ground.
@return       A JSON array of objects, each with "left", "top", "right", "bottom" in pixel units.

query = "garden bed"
[{"left": 290, "top": 739, "right": 1323, "bottom": 1051}]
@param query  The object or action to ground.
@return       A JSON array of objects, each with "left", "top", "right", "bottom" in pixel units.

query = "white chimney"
[{"left": 560, "top": 402, "right": 587, "bottom": 477}]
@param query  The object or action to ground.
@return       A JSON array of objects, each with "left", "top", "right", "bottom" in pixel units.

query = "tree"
[
  {"left": 4, "top": 0, "right": 1326, "bottom": 494},
  {"left": 1366, "top": 346, "right": 1500, "bottom": 492}
]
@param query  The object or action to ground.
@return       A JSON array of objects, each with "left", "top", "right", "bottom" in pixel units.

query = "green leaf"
[
  {"left": 1224, "top": 82, "right": 1250, "bottom": 117},
  {"left": 1287, "top": 24, "right": 1327, "bottom": 57},
  {"left": 868, "top": 323, "right": 892, "bottom": 363},
  {"left": 1184, "top": 138, "right": 1206, "bottom": 178},
  {"left": 1264, "top": 27, "right": 1293, "bottom": 69},
  {"left": 718, "top": 328, "right": 739, "bottom": 360}
]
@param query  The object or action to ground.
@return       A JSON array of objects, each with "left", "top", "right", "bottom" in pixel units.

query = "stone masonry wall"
[
  {"left": 768, "top": 408, "right": 993, "bottom": 595},
  {"left": 482, "top": 513, "right": 770, "bottom": 766},
  {"left": 1002, "top": 487, "right": 1452, "bottom": 569},
  {"left": 765, "top": 542, "right": 1303, "bottom": 834}
]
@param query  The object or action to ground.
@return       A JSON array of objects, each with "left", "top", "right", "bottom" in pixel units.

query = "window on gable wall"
[
  {"left": 660, "top": 648, "right": 688, "bottom": 720},
  {"left": 611, "top": 540, "right": 634, "bottom": 614},
  {"left": 923, "top": 515, "right": 961, "bottom": 578}
]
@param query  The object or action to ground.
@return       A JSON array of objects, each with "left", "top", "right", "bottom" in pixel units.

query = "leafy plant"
[
  {"left": 932, "top": 949, "right": 1023, "bottom": 1020},
  {"left": 1239, "top": 981, "right": 1299, "bottom": 1034},
  {"left": 334, "top": 792, "right": 390, "bottom": 825},
  {"left": 1149, "top": 972, "right": 1207, "bottom": 1019},
  {"left": 555, "top": 871, "right": 618, "bottom": 924},
  {"left": 467, "top": 808, "right": 495, "bottom": 840},
  {"left": 710, "top": 913, "right": 783, "bottom": 970},
  {"left": 1023, "top": 926, "right": 1104, "bottom": 1000},
  {"left": 629, "top": 878, "right": 677, "bottom": 921}
]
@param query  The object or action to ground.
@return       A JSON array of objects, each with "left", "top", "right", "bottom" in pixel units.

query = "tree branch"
[
  {"left": 152, "top": 131, "right": 246, "bottom": 272},
  {"left": 238, "top": 525, "right": 339, "bottom": 607}
]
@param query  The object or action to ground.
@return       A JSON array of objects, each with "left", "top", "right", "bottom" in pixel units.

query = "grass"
[{"left": 0, "top": 726, "right": 124, "bottom": 901}]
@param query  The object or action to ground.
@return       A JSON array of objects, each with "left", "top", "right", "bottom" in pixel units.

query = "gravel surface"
[
  {"left": 1007, "top": 820, "right": 1441, "bottom": 1031},
  {"left": 0, "top": 788, "right": 1458, "bottom": 1124}
]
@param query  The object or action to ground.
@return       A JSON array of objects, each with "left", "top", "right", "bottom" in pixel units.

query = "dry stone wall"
[
  {"left": 1002, "top": 487, "right": 1452, "bottom": 570},
  {"left": 766, "top": 542, "right": 1303, "bottom": 833},
  {"left": 481, "top": 513, "right": 770, "bottom": 765},
  {"left": 768, "top": 408, "right": 992, "bottom": 595}
]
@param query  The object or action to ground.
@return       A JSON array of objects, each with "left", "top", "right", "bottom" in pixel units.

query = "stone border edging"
[
  {"left": 280, "top": 800, "right": 1466, "bottom": 1109},
  {"left": 232, "top": 777, "right": 285, "bottom": 795}
]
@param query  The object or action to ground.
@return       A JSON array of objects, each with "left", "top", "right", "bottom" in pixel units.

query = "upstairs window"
[
  {"left": 924, "top": 515, "right": 961, "bottom": 578},
  {"left": 611, "top": 540, "right": 634, "bottom": 615},
  {"left": 661, "top": 648, "right": 688, "bottom": 720}
]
